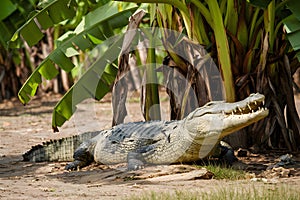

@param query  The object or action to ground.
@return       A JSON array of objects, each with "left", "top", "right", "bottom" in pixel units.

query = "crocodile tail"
[{"left": 23, "top": 131, "right": 100, "bottom": 162}]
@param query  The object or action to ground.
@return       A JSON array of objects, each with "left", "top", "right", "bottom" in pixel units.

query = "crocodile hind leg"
[{"left": 65, "top": 142, "right": 95, "bottom": 170}]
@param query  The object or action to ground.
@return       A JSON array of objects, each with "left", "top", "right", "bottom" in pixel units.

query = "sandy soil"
[{"left": 0, "top": 93, "right": 300, "bottom": 199}]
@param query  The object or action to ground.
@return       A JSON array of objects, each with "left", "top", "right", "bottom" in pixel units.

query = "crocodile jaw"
[
  {"left": 197, "top": 108, "right": 269, "bottom": 138},
  {"left": 184, "top": 93, "right": 269, "bottom": 139}
]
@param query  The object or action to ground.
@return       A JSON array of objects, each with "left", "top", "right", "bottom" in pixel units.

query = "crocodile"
[{"left": 23, "top": 93, "right": 268, "bottom": 170}]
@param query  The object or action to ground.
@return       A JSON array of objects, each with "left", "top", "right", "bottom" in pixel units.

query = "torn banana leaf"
[{"left": 17, "top": 2, "right": 138, "bottom": 105}]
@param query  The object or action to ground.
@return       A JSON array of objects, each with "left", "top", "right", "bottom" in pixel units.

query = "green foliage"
[
  {"left": 11, "top": 0, "right": 300, "bottom": 138},
  {"left": 15, "top": 1, "right": 138, "bottom": 129},
  {"left": 9, "top": 0, "right": 76, "bottom": 48},
  {"left": 116, "top": 0, "right": 300, "bottom": 150},
  {"left": 284, "top": 0, "right": 300, "bottom": 61},
  {"left": 203, "top": 164, "right": 246, "bottom": 180},
  {"left": 0, "top": 0, "right": 38, "bottom": 48},
  {"left": 52, "top": 36, "right": 122, "bottom": 130},
  {"left": 0, "top": 0, "right": 17, "bottom": 21},
  {"left": 144, "top": 30, "right": 161, "bottom": 121},
  {"left": 204, "top": 0, "right": 235, "bottom": 102}
]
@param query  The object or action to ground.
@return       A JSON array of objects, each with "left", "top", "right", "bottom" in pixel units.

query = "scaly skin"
[{"left": 24, "top": 93, "right": 268, "bottom": 170}]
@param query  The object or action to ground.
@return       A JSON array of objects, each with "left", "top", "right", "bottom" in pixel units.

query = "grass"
[
  {"left": 126, "top": 163, "right": 299, "bottom": 199},
  {"left": 127, "top": 184, "right": 300, "bottom": 200},
  {"left": 202, "top": 163, "right": 246, "bottom": 180}
]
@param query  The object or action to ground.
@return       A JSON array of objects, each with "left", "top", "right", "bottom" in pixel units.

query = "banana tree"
[
  {"left": 12, "top": 0, "right": 300, "bottom": 151},
  {"left": 12, "top": 1, "right": 213, "bottom": 129},
  {"left": 0, "top": 0, "right": 99, "bottom": 100},
  {"left": 11, "top": 0, "right": 139, "bottom": 130},
  {"left": 0, "top": 0, "right": 39, "bottom": 100},
  {"left": 116, "top": 0, "right": 300, "bottom": 150}
]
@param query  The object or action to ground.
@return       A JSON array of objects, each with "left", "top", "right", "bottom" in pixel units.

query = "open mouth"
[{"left": 225, "top": 99, "right": 267, "bottom": 115}]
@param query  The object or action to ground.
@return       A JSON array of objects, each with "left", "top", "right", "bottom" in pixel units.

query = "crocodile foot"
[
  {"left": 220, "top": 148, "right": 237, "bottom": 165},
  {"left": 218, "top": 142, "right": 238, "bottom": 165},
  {"left": 127, "top": 152, "right": 146, "bottom": 170},
  {"left": 65, "top": 160, "right": 88, "bottom": 170}
]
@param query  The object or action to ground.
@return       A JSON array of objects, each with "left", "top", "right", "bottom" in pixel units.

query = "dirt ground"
[{"left": 0, "top": 93, "right": 300, "bottom": 199}]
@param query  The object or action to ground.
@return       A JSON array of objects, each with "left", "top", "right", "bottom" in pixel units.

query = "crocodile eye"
[{"left": 205, "top": 102, "right": 215, "bottom": 106}]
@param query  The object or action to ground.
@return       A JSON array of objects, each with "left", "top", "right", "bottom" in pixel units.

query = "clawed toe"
[
  {"left": 127, "top": 159, "right": 145, "bottom": 171},
  {"left": 65, "top": 160, "right": 82, "bottom": 171}
]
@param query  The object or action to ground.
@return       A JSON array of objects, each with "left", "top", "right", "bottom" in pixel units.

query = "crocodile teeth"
[
  {"left": 231, "top": 111, "right": 234, "bottom": 115},
  {"left": 254, "top": 101, "right": 257, "bottom": 105},
  {"left": 238, "top": 107, "right": 243, "bottom": 112},
  {"left": 247, "top": 104, "right": 252, "bottom": 110},
  {"left": 263, "top": 100, "right": 265, "bottom": 105}
]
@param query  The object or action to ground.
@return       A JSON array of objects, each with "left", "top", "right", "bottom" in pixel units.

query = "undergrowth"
[
  {"left": 127, "top": 184, "right": 299, "bottom": 200},
  {"left": 199, "top": 163, "right": 246, "bottom": 180}
]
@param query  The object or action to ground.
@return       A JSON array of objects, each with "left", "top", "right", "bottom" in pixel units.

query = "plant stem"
[
  {"left": 267, "top": 0, "right": 275, "bottom": 52},
  {"left": 145, "top": 29, "right": 161, "bottom": 121},
  {"left": 205, "top": 0, "right": 236, "bottom": 102}
]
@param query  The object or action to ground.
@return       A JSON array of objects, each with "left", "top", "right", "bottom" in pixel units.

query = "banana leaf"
[
  {"left": 17, "top": 1, "right": 138, "bottom": 105},
  {"left": 53, "top": 9, "right": 146, "bottom": 130},
  {"left": 0, "top": 0, "right": 17, "bottom": 21},
  {"left": 9, "top": 0, "right": 76, "bottom": 48},
  {"left": 285, "top": 0, "right": 300, "bottom": 61},
  {"left": 52, "top": 35, "right": 123, "bottom": 131},
  {"left": 0, "top": 0, "right": 38, "bottom": 48}
]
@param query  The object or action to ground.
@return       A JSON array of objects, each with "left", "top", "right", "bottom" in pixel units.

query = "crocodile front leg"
[
  {"left": 65, "top": 160, "right": 90, "bottom": 170},
  {"left": 127, "top": 152, "right": 146, "bottom": 170},
  {"left": 213, "top": 141, "right": 237, "bottom": 165}
]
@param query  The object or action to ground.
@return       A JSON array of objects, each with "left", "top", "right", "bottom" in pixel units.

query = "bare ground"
[{"left": 0, "top": 93, "right": 300, "bottom": 199}]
